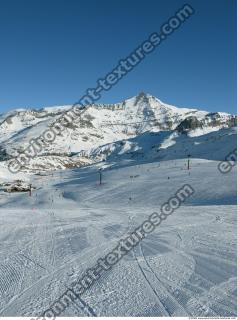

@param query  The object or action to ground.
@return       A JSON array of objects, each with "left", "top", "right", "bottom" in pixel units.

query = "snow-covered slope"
[
  {"left": 0, "top": 159, "right": 236, "bottom": 316},
  {"left": 0, "top": 93, "right": 236, "bottom": 172},
  {"left": 90, "top": 126, "right": 237, "bottom": 163}
]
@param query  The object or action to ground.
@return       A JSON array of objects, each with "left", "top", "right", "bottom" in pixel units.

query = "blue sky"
[{"left": 0, "top": 0, "right": 236, "bottom": 114}]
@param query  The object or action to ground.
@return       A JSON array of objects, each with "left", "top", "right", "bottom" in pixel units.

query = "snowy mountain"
[
  {"left": 0, "top": 95, "right": 237, "bottom": 317},
  {"left": 0, "top": 92, "right": 236, "bottom": 173}
]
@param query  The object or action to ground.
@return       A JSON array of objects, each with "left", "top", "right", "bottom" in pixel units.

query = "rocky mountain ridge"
[{"left": 0, "top": 93, "right": 236, "bottom": 172}]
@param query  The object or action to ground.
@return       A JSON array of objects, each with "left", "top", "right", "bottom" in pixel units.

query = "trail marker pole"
[
  {"left": 99, "top": 169, "right": 102, "bottom": 185},
  {"left": 187, "top": 154, "right": 191, "bottom": 170}
]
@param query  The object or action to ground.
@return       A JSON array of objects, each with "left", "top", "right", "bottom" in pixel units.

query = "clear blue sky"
[{"left": 0, "top": 0, "right": 236, "bottom": 114}]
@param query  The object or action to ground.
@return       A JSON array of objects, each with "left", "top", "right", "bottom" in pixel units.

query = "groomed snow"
[{"left": 0, "top": 159, "right": 236, "bottom": 316}]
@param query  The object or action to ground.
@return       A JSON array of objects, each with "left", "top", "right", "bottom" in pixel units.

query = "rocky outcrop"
[
  {"left": 0, "top": 147, "right": 11, "bottom": 161},
  {"left": 3, "top": 180, "right": 34, "bottom": 193},
  {"left": 176, "top": 116, "right": 203, "bottom": 133}
]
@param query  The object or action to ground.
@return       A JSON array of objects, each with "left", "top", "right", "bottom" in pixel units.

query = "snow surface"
[{"left": 0, "top": 159, "right": 236, "bottom": 316}]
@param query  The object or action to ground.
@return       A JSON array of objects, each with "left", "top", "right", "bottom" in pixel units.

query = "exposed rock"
[
  {"left": 4, "top": 180, "right": 34, "bottom": 193},
  {"left": 0, "top": 147, "right": 11, "bottom": 161},
  {"left": 176, "top": 116, "right": 203, "bottom": 133}
]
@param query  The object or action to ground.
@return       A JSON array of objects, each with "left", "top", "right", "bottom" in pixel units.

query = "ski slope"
[{"left": 0, "top": 159, "right": 236, "bottom": 316}]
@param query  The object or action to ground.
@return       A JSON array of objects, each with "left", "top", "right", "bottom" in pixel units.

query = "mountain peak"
[
  {"left": 1, "top": 93, "right": 236, "bottom": 173},
  {"left": 136, "top": 91, "right": 155, "bottom": 100},
  {"left": 137, "top": 91, "right": 149, "bottom": 97}
]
